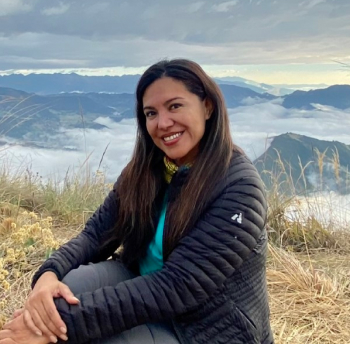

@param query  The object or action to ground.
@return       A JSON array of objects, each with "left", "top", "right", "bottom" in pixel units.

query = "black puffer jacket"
[{"left": 32, "top": 153, "right": 274, "bottom": 344}]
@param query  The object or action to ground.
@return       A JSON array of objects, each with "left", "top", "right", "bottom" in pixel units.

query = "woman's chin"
[
  {"left": 162, "top": 149, "right": 185, "bottom": 161},
  {"left": 164, "top": 149, "right": 196, "bottom": 166},
  {"left": 167, "top": 155, "right": 184, "bottom": 164}
]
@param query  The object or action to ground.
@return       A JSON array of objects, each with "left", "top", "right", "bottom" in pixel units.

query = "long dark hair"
[{"left": 110, "top": 59, "right": 239, "bottom": 264}]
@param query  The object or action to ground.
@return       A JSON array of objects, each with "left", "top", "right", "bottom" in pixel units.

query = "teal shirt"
[{"left": 139, "top": 193, "right": 168, "bottom": 276}]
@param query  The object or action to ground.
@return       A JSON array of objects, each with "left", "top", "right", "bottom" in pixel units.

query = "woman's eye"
[
  {"left": 170, "top": 103, "right": 182, "bottom": 110},
  {"left": 145, "top": 111, "right": 156, "bottom": 117}
]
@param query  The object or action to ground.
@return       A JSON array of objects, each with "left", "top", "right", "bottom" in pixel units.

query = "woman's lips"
[{"left": 162, "top": 131, "right": 184, "bottom": 146}]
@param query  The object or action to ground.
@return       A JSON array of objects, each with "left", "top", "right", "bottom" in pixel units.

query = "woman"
[{"left": 0, "top": 59, "right": 273, "bottom": 344}]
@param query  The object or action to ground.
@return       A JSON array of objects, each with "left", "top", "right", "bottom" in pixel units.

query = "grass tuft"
[{"left": 268, "top": 246, "right": 350, "bottom": 343}]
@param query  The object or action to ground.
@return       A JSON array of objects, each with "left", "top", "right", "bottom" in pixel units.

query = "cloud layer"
[
  {"left": 1, "top": 0, "right": 350, "bottom": 70},
  {"left": 3, "top": 100, "right": 350, "bottom": 182}
]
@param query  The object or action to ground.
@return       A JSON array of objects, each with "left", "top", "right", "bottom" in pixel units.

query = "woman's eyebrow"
[{"left": 143, "top": 97, "right": 185, "bottom": 110}]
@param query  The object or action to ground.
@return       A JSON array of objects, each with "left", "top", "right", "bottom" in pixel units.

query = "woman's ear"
[{"left": 204, "top": 98, "right": 213, "bottom": 120}]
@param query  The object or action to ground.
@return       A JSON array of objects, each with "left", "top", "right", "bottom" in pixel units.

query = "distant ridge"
[
  {"left": 0, "top": 73, "right": 141, "bottom": 95},
  {"left": 0, "top": 73, "right": 280, "bottom": 95},
  {"left": 0, "top": 73, "right": 295, "bottom": 96},
  {"left": 0, "top": 87, "right": 135, "bottom": 141},
  {"left": 0, "top": 84, "right": 276, "bottom": 142},
  {"left": 282, "top": 85, "right": 350, "bottom": 110},
  {"left": 218, "top": 84, "right": 275, "bottom": 108}
]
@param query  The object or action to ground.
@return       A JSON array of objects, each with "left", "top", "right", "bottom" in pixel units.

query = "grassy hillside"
[
  {"left": 255, "top": 133, "right": 350, "bottom": 194},
  {"left": 1, "top": 158, "right": 350, "bottom": 343}
]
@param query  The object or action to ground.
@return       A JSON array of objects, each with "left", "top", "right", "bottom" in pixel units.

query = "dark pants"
[{"left": 62, "top": 260, "right": 180, "bottom": 344}]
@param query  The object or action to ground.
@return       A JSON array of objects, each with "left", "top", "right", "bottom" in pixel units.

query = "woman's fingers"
[
  {"left": 23, "top": 309, "right": 42, "bottom": 337},
  {"left": 22, "top": 277, "right": 73, "bottom": 342},
  {"left": 27, "top": 306, "right": 58, "bottom": 343},
  {"left": 12, "top": 309, "right": 24, "bottom": 319},
  {"left": 58, "top": 283, "right": 80, "bottom": 305},
  {"left": 22, "top": 271, "right": 69, "bottom": 341},
  {"left": 26, "top": 297, "right": 67, "bottom": 342},
  {"left": 2, "top": 320, "right": 13, "bottom": 330},
  {"left": 0, "top": 338, "right": 16, "bottom": 344},
  {"left": 26, "top": 295, "right": 57, "bottom": 338},
  {"left": 41, "top": 299, "right": 68, "bottom": 341},
  {"left": 0, "top": 330, "right": 13, "bottom": 340}
]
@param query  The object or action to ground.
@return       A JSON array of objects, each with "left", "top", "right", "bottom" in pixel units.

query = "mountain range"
[
  {"left": 0, "top": 73, "right": 140, "bottom": 95},
  {"left": 215, "top": 76, "right": 294, "bottom": 95},
  {"left": 1, "top": 81, "right": 350, "bottom": 143},
  {"left": 0, "top": 73, "right": 327, "bottom": 96},
  {"left": 0, "top": 78, "right": 349, "bottom": 193},
  {"left": 0, "top": 83, "right": 274, "bottom": 141},
  {"left": 282, "top": 85, "right": 350, "bottom": 110}
]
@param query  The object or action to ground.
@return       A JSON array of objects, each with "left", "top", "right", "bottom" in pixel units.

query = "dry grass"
[
  {"left": 2, "top": 216, "right": 350, "bottom": 343},
  {"left": 264, "top": 150, "right": 350, "bottom": 252},
  {"left": 262, "top": 151, "right": 350, "bottom": 342},
  {"left": 0, "top": 155, "right": 110, "bottom": 225},
  {"left": 0, "top": 210, "right": 64, "bottom": 326},
  {"left": 268, "top": 246, "right": 350, "bottom": 343},
  {"left": 1, "top": 155, "right": 350, "bottom": 342}
]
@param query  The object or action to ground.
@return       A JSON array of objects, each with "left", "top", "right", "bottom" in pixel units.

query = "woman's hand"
[
  {"left": 12, "top": 309, "right": 24, "bottom": 320},
  {"left": 0, "top": 314, "right": 50, "bottom": 344},
  {"left": 23, "top": 271, "right": 79, "bottom": 343}
]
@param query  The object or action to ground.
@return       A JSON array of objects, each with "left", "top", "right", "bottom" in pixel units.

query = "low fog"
[
  {"left": 2, "top": 98, "right": 350, "bottom": 183},
  {"left": 286, "top": 192, "right": 350, "bottom": 230}
]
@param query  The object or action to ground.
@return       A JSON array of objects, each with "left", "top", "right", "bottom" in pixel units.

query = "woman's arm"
[
  {"left": 32, "top": 184, "right": 121, "bottom": 288},
  {"left": 24, "top": 185, "right": 121, "bottom": 342},
  {"left": 54, "top": 161, "right": 267, "bottom": 344}
]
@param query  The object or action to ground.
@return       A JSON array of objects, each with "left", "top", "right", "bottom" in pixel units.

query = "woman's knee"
[
  {"left": 62, "top": 260, "right": 135, "bottom": 295},
  {"left": 62, "top": 264, "right": 100, "bottom": 294},
  {"left": 85, "top": 323, "right": 179, "bottom": 344}
]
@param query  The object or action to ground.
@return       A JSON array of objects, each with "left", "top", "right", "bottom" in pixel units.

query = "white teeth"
[{"left": 163, "top": 132, "right": 182, "bottom": 142}]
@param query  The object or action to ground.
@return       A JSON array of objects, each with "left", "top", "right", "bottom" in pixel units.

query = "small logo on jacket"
[{"left": 231, "top": 213, "right": 243, "bottom": 224}]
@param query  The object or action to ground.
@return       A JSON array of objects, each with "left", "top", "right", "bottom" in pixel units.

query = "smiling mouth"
[{"left": 163, "top": 132, "right": 184, "bottom": 142}]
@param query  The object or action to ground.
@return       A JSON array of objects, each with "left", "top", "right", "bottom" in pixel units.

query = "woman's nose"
[{"left": 157, "top": 111, "right": 174, "bottom": 129}]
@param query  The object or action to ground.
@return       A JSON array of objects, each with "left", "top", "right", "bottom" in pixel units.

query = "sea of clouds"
[
  {"left": 2, "top": 98, "right": 350, "bottom": 226},
  {"left": 286, "top": 191, "right": 350, "bottom": 230},
  {"left": 2, "top": 98, "right": 350, "bottom": 182}
]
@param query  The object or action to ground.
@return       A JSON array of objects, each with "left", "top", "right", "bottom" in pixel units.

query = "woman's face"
[{"left": 143, "top": 77, "right": 211, "bottom": 166}]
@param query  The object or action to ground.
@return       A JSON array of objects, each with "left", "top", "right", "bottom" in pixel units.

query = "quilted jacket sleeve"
[
  {"left": 54, "top": 158, "right": 268, "bottom": 344},
  {"left": 31, "top": 186, "right": 120, "bottom": 288}
]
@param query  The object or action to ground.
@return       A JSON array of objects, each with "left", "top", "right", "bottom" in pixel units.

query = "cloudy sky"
[{"left": 1, "top": 0, "right": 350, "bottom": 84}]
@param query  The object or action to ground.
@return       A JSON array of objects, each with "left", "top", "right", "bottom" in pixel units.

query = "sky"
[{"left": 1, "top": 0, "right": 350, "bottom": 84}]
